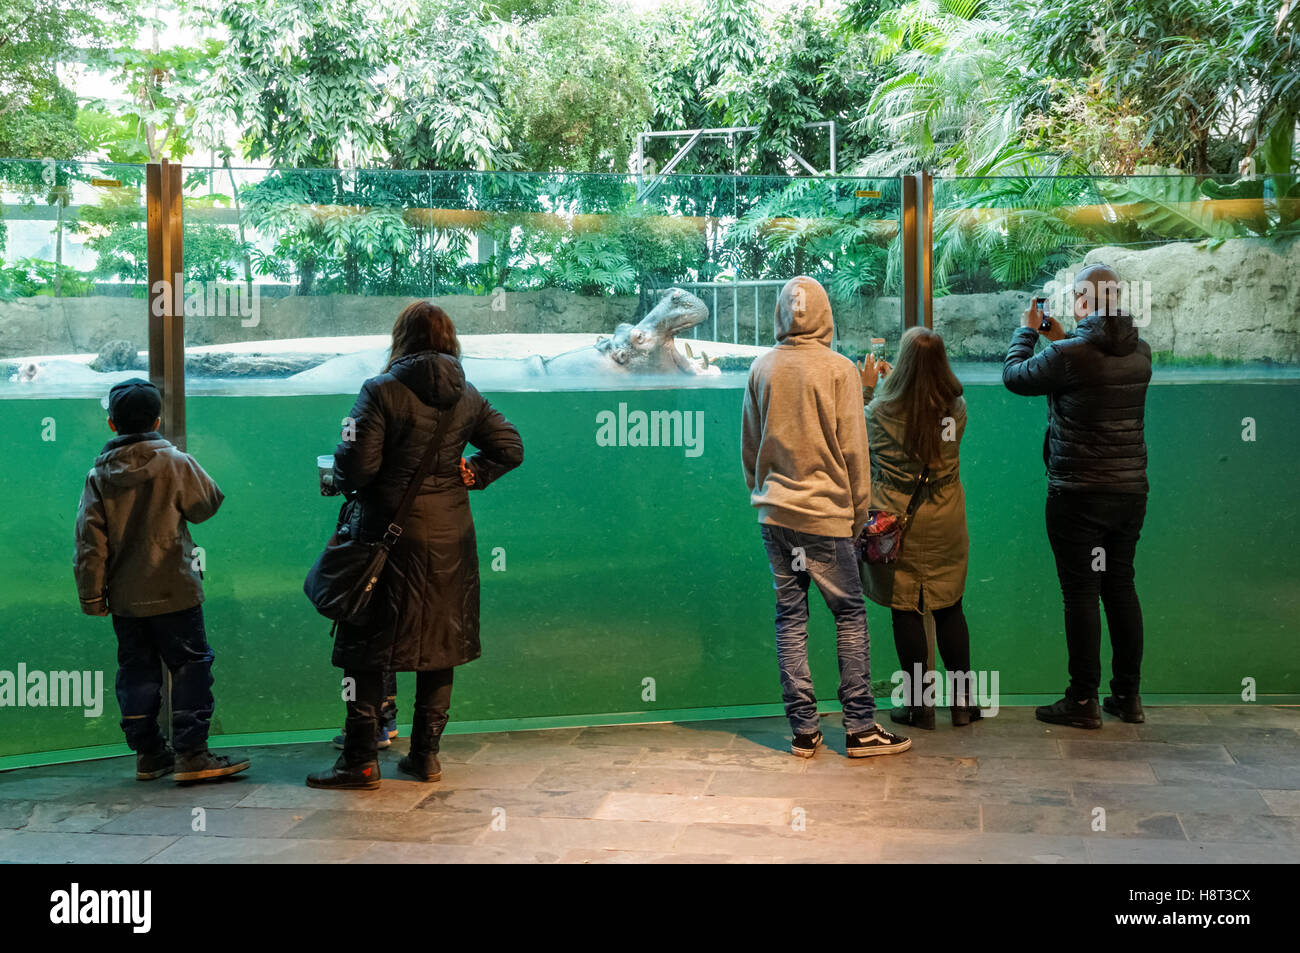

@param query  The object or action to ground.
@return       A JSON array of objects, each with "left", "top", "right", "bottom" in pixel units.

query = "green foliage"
[
  {"left": 503, "top": 0, "right": 652, "bottom": 172},
  {"left": 731, "top": 176, "right": 898, "bottom": 297},
  {"left": 0, "top": 257, "right": 96, "bottom": 297},
  {"left": 0, "top": 0, "right": 140, "bottom": 158}
]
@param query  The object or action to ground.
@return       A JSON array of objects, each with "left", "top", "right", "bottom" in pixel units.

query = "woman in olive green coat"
[{"left": 859, "top": 327, "right": 978, "bottom": 729}]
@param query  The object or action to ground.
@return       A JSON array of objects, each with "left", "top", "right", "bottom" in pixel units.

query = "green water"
[{"left": 2, "top": 379, "right": 1298, "bottom": 760}]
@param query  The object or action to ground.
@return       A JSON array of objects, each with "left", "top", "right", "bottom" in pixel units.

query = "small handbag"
[
  {"left": 857, "top": 465, "right": 931, "bottom": 565},
  {"left": 303, "top": 398, "right": 459, "bottom": 626}
]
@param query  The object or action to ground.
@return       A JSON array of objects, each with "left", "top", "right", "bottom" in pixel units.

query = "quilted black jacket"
[
  {"left": 330, "top": 350, "right": 523, "bottom": 671},
  {"left": 1003, "top": 312, "right": 1152, "bottom": 494}
]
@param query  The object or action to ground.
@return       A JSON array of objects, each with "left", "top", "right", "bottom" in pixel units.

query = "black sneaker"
[
  {"left": 306, "top": 756, "right": 381, "bottom": 790},
  {"left": 846, "top": 724, "right": 912, "bottom": 758},
  {"left": 1103, "top": 694, "right": 1145, "bottom": 724},
  {"left": 174, "top": 749, "right": 251, "bottom": 783},
  {"left": 791, "top": 730, "right": 823, "bottom": 758},
  {"left": 1036, "top": 696, "right": 1103, "bottom": 729},
  {"left": 136, "top": 744, "right": 174, "bottom": 781}
]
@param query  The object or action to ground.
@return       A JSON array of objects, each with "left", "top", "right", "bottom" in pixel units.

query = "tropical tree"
[{"left": 502, "top": 0, "right": 653, "bottom": 172}]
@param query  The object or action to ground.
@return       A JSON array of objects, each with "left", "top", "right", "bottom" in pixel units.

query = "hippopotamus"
[
  {"left": 4, "top": 289, "right": 721, "bottom": 396},
  {"left": 540, "top": 287, "right": 715, "bottom": 376}
]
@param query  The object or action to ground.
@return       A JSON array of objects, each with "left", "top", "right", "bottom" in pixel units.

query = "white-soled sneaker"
[
  {"left": 791, "top": 729, "right": 823, "bottom": 758},
  {"left": 846, "top": 724, "right": 912, "bottom": 758}
]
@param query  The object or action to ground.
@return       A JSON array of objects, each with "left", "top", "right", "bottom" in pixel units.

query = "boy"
[
  {"left": 742, "top": 276, "right": 910, "bottom": 758},
  {"left": 74, "top": 378, "right": 250, "bottom": 783}
]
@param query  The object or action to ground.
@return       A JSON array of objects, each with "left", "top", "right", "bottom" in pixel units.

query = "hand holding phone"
[{"left": 1034, "top": 296, "right": 1051, "bottom": 332}]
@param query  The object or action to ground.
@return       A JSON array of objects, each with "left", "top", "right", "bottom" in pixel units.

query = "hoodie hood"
[
  {"left": 775, "top": 276, "right": 834, "bottom": 347},
  {"left": 94, "top": 432, "right": 172, "bottom": 488},
  {"left": 387, "top": 350, "right": 467, "bottom": 408},
  {"left": 1075, "top": 310, "right": 1139, "bottom": 357}
]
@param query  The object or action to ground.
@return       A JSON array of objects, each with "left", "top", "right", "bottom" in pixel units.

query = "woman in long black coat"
[{"left": 307, "top": 302, "right": 523, "bottom": 789}]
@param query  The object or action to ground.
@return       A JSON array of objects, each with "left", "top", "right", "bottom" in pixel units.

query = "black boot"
[
  {"left": 308, "top": 693, "right": 381, "bottom": 789},
  {"left": 951, "top": 688, "right": 983, "bottom": 727},
  {"left": 889, "top": 704, "right": 935, "bottom": 730},
  {"left": 306, "top": 754, "right": 381, "bottom": 790},
  {"left": 401, "top": 700, "right": 445, "bottom": 782},
  {"left": 398, "top": 752, "right": 441, "bottom": 782}
]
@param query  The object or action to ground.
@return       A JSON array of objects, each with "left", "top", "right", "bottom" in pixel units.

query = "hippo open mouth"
[{"left": 534, "top": 287, "right": 718, "bottom": 377}]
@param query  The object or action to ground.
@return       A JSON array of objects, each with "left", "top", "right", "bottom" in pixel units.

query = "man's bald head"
[{"left": 1074, "top": 263, "right": 1122, "bottom": 317}]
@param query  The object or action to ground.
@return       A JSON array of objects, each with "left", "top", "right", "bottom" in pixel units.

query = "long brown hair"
[
  {"left": 384, "top": 301, "right": 460, "bottom": 371},
  {"left": 876, "top": 326, "right": 963, "bottom": 464}
]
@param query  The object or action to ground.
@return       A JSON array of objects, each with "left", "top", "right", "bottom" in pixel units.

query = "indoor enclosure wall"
[{"left": 1, "top": 161, "right": 1296, "bottom": 766}]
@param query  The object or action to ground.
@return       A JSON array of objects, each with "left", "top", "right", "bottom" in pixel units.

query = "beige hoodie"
[{"left": 741, "top": 276, "right": 871, "bottom": 538}]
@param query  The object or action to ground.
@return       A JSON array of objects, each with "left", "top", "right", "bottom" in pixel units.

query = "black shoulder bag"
[
  {"left": 856, "top": 465, "right": 931, "bottom": 565},
  {"left": 304, "top": 398, "right": 459, "bottom": 627}
]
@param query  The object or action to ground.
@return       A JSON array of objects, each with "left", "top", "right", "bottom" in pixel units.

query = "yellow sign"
[
  {"left": 91, "top": 178, "right": 123, "bottom": 188},
  {"left": 855, "top": 189, "right": 881, "bottom": 198}
]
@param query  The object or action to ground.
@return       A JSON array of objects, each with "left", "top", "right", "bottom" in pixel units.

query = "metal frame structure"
[{"left": 634, "top": 121, "right": 837, "bottom": 200}]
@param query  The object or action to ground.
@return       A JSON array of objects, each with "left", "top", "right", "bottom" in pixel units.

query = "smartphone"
[{"left": 1034, "top": 296, "right": 1051, "bottom": 332}]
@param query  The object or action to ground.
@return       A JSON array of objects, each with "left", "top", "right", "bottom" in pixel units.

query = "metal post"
[
  {"left": 902, "top": 174, "right": 918, "bottom": 330},
  {"left": 753, "top": 286, "right": 759, "bottom": 346},
  {"left": 901, "top": 172, "right": 934, "bottom": 331},
  {"left": 732, "top": 284, "right": 738, "bottom": 345},
  {"left": 920, "top": 170, "right": 933, "bottom": 330},
  {"left": 146, "top": 159, "right": 185, "bottom": 743}
]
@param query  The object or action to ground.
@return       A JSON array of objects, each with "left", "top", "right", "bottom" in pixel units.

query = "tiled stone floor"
[{"left": 1, "top": 705, "right": 1298, "bottom": 864}]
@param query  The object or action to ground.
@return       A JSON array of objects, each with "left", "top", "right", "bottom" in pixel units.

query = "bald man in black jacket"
[{"left": 1004, "top": 264, "right": 1152, "bottom": 729}]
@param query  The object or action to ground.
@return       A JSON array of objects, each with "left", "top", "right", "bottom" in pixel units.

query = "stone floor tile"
[{"left": 594, "top": 792, "right": 795, "bottom": 826}]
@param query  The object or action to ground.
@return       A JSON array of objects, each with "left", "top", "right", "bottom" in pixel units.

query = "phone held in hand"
[{"left": 1034, "top": 296, "right": 1051, "bottom": 332}]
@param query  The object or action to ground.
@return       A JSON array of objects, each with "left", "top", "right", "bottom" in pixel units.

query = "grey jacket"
[
  {"left": 74, "top": 432, "right": 225, "bottom": 617},
  {"left": 742, "top": 276, "right": 871, "bottom": 538}
]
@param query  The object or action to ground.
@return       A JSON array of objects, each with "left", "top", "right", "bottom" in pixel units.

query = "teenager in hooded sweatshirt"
[{"left": 743, "top": 276, "right": 912, "bottom": 759}]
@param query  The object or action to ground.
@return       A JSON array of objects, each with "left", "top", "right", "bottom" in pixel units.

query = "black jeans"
[
  {"left": 112, "top": 605, "right": 214, "bottom": 754},
  {"left": 1045, "top": 489, "right": 1147, "bottom": 701},
  {"left": 342, "top": 668, "right": 453, "bottom": 766},
  {"left": 891, "top": 599, "right": 972, "bottom": 706}
]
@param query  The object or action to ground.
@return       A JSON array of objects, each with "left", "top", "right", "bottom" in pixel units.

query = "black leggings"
[
  {"left": 891, "top": 599, "right": 972, "bottom": 706},
  {"left": 342, "top": 668, "right": 453, "bottom": 765}
]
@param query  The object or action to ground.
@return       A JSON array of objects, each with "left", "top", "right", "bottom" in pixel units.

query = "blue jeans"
[
  {"left": 760, "top": 525, "right": 874, "bottom": 734},
  {"left": 112, "top": 604, "right": 215, "bottom": 755}
]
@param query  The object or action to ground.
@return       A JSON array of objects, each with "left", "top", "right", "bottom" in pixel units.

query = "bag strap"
[
  {"left": 381, "top": 396, "right": 461, "bottom": 547},
  {"left": 897, "top": 465, "right": 931, "bottom": 535}
]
